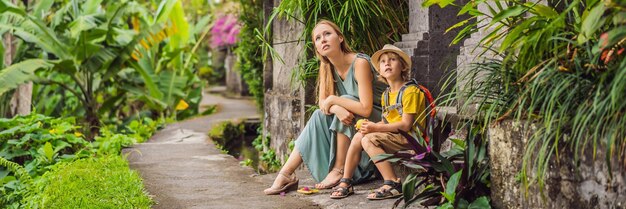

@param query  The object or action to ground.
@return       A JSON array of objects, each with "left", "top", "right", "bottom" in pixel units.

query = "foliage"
[
  {"left": 0, "top": 157, "right": 33, "bottom": 208},
  {"left": 428, "top": 0, "right": 626, "bottom": 191},
  {"left": 259, "top": 148, "right": 281, "bottom": 173},
  {"left": 0, "top": 113, "right": 160, "bottom": 207},
  {"left": 208, "top": 121, "right": 245, "bottom": 146},
  {"left": 267, "top": 0, "right": 409, "bottom": 85},
  {"left": 250, "top": 125, "right": 281, "bottom": 173},
  {"left": 0, "top": 114, "right": 90, "bottom": 176},
  {"left": 0, "top": 0, "right": 204, "bottom": 138},
  {"left": 0, "top": 114, "right": 90, "bottom": 207},
  {"left": 235, "top": 0, "right": 264, "bottom": 109},
  {"left": 375, "top": 125, "right": 490, "bottom": 208},
  {"left": 23, "top": 155, "right": 153, "bottom": 208}
]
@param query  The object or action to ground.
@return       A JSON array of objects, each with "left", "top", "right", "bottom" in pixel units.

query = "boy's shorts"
[{"left": 364, "top": 132, "right": 410, "bottom": 153}]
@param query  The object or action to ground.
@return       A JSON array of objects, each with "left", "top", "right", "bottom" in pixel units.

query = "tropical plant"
[
  {"left": 1, "top": 0, "right": 205, "bottom": 138},
  {"left": 0, "top": 114, "right": 90, "bottom": 207},
  {"left": 266, "top": 0, "right": 409, "bottom": 86},
  {"left": 235, "top": 0, "right": 264, "bottom": 108},
  {"left": 374, "top": 125, "right": 490, "bottom": 208},
  {"left": 426, "top": 0, "right": 626, "bottom": 192}
]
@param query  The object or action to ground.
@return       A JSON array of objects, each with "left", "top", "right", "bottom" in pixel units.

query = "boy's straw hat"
[{"left": 371, "top": 44, "right": 412, "bottom": 72}]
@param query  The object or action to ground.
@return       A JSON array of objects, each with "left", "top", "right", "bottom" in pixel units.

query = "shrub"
[{"left": 24, "top": 156, "right": 152, "bottom": 208}]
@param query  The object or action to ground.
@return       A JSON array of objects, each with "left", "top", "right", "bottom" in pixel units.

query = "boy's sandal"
[
  {"left": 315, "top": 168, "right": 344, "bottom": 189},
  {"left": 367, "top": 180, "right": 403, "bottom": 200},
  {"left": 330, "top": 178, "right": 354, "bottom": 199}
]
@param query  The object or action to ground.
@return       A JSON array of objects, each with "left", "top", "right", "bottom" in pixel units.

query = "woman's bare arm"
[{"left": 326, "top": 59, "right": 374, "bottom": 117}]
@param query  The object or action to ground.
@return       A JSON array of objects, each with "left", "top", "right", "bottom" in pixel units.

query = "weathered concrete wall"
[
  {"left": 489, "top": 120, "right": 626, "bottom": 209},
  {"left": 225, "top": 50, "right": 249, "bottom": 96},
  {"left": 263, "top": 0, "right": 306, "bottom": 162}
]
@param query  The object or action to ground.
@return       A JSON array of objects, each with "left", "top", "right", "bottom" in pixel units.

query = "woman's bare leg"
[
  {"left": 315, "top": 133, "right": 350, "bottom": 189},
  {"left": 267, "top": 147, "right": 302, "bottom": 189}
]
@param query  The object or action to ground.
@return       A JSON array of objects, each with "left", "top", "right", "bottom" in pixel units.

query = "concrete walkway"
[{"left": 125, "top": 88, "right": 423, "bottom": 209}]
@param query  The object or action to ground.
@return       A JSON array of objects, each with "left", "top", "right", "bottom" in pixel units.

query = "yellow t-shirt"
[{"left": 381, "top": 86, "right": 426, "bottom": 130}]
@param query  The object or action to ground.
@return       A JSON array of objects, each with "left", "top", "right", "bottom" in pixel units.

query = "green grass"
[{"left": 25, "top": 156, "right": 153, "bottom": 209}]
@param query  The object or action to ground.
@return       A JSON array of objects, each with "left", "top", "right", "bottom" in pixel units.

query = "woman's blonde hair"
[
  {"left": 312, "top": 20, "right": 354, "bottom": 101},
  {"left": 376, "top": 52, "right": 410, "bottom": 84}
]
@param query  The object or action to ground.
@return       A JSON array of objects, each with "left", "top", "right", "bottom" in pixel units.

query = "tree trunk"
[{"left": 5, "top": 0, "right": 32, "bottom": 117}]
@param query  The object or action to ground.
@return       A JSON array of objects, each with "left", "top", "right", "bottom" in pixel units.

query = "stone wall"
[
  {"left": 395, "top": 0, "right": 470, "bottom": 98},
  {"left": 224, "top": 49, "right": 248, "bottom": 96},
  {"left": 489, "top": 120, "right": 626, "bottom": 209},
  {"left": 263, "top": 0, "right": 307, "bottom": 162}
]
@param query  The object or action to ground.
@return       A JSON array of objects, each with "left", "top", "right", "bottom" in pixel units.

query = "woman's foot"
[
  {"left": 264, "top": 172, "right": 299, "bottom": 195},
  {"left": 367, "top": 179, "right": 402, "bottom": 200},
  {"left": 315, "top": 168, "right": 343, "bottom": 189},
  {"left": 330, "top": 178, "right": 354, "bottom": 199}
]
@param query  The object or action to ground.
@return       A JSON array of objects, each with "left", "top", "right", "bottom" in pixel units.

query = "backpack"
[{"left": 382, "top": 79, "right": 437, "bottom": 147}]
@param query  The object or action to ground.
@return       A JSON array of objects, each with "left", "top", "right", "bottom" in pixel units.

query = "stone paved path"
[{"left": 125, "top": 88, "right": 423, "bottom": 209}]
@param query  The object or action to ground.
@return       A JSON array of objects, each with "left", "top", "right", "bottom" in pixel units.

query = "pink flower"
[{"left": 210, "top": 14, "right": 241, "bottom": 48}]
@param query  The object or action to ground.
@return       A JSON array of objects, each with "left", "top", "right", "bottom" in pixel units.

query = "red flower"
[{"left": 600, "top": 33, "right": 609, "bottom": 49}]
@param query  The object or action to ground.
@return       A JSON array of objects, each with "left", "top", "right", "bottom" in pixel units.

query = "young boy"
[{"left": 330, "top": 44, "right": 426, "bottom": 200}]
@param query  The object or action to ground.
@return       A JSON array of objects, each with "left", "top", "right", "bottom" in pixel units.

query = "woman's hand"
[
  {"left": 320, "top": 95, "right": 336, "bottom": 115},
  {"left": 359, "top": 121, "right": 378, "bottom": 134},
  {"left": 334, "top": 106, "right": 355, "bottom": 125}
]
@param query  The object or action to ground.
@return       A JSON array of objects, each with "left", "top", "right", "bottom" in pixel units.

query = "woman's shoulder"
[{"left": 355, "top": 52, "right": 372, "bottom": 60}]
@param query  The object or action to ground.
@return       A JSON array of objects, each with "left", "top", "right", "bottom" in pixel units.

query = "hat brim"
[{"left": 371, "top": 48, "right": 412, "bottom": 73}]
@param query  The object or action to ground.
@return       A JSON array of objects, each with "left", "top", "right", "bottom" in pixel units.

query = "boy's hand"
[{"left": 359, "top": 121, "right": 377, "bottom": 134}]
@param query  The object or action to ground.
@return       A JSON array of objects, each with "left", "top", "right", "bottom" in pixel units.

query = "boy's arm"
[{"left": 372, "top": 113, "right": 416, "bottom": 133}]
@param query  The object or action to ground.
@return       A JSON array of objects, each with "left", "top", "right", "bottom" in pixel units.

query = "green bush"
[
  {"left": 24, "top": 156, "right": 152, "bottom": 208},
  {"left": 235, "top": 0, "right": 265, "bottom": 109},
  {"left": 208, "top": 121, "right": 245, "bottom": 146},
  {"left": 0, "top": 114, "right": 90, "bottom": 176}
]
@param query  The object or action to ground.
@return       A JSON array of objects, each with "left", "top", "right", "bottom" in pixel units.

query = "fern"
[{"left": 0, "top": 156, "right": 34, "bottom": 201}]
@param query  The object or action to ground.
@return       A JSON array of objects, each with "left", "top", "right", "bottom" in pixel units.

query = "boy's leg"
[
  {"left": 331, "top": 133, "right": 364, "bottom": 197},
  {"left": 362, "top": 134, "right": 401, "bottom": 199},
  {"left": 362, "top": 136, "right": 398, "bottom": 181},
  {"left": 315, "top": 133, "right": 350, "bottom": 189}
]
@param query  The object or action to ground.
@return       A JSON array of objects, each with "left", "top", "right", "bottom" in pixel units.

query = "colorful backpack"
[{"left": 382, "top": 79, "right": 437, "bottom": 147}]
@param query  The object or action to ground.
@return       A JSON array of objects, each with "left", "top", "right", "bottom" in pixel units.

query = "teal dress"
[{"left": 295, "top": 53, "right": 387, "bottom": 183}]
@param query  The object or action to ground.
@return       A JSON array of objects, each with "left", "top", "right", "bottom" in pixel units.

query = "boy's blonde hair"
[{"left": 376, "top": 51, "right": 411, "bottom": 84}]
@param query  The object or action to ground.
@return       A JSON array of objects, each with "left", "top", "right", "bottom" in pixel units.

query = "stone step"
[
  {"left": 394, "top": 40, "right": 419, "bottom": 49},
  {"left": 398, "top": 47, "right": 416, "bottom": 57},
  {"left": 401, "top": 32, "right": 427, "bottom": 41}
]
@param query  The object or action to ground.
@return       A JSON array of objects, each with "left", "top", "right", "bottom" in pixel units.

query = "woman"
[{"left": 264, "top": 20, "right": 386, "bottom": 195}]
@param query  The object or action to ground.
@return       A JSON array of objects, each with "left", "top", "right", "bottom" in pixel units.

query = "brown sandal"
[
  {"left": 315, "top": 168, "right": 343, "bottom": 189},
  {"left": 264, "top": 172, "right": 299, "bottom": 195}
]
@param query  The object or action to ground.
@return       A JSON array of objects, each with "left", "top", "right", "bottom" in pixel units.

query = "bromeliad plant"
[
  {"left": 425, "top": 0, "right": 626, "bottom": 193},
  {"left": 374, "top": 125, "right": 490, "bottom": 209}
]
